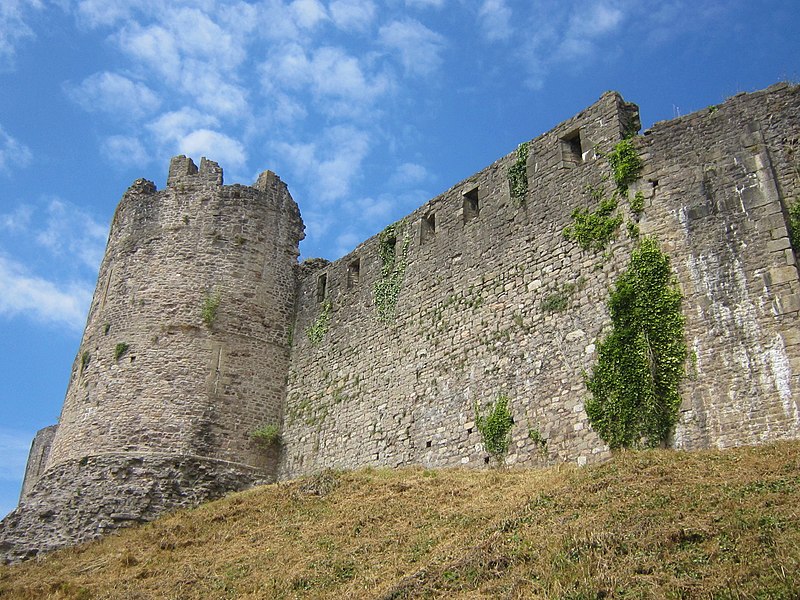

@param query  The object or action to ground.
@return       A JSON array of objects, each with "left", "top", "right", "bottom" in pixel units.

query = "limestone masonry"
[{"left": 2, "top": 83, "right": 800, "bottom": 563}]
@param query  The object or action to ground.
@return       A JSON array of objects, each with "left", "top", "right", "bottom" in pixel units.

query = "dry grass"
[{"left": 2, "top": 442, "right": 799, "bottom": 599}]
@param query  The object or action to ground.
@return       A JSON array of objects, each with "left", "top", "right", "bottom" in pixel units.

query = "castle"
[{"left": 2, "top": 83, "right": 799, "bottom": 563}]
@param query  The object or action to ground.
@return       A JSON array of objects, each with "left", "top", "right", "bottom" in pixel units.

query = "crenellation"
[{"left": 2, "top": 83, "right": 800, "bottom": 564}]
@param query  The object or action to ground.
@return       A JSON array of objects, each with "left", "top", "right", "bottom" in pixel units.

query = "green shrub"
[
  {"left": 788, "top": 198, "right": 800, "bottom": 253},
  {"left": 563, "top": 195, "right": 622, "bottom": 252},
  {"left": 113, "top": 343, "right": 129, "bottom": 361},
  {"left": 251, "top": 424, "right": 282, "bottom": 447},
  {"left": 201, "top": 292, "right": 221, "bottom": 328},
  {"left": 475, "top": 395, "right": 514, "bottom": 465}
]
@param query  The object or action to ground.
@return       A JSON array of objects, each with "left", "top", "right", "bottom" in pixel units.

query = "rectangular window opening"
[
  {"left": 462, "top": 186, "right": 479, "bottom": 224},
  {"left": 561, "top": 129, "right": 583, "bottom": 167},
  {"left": 420, "top": 212, "right": 436, "bottom": 244},
  {"left": 316, "top": 273, "right": 327, "bottom": 302},
  {"left": 347, "top": 259, "right": 360, "bottom": 289}
]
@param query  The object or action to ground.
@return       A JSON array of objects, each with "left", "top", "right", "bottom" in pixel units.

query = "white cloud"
[
  {"left": 277, "top": 125, "right": 370, "bottom": 202},
  {"left": 0, "top": 205, "right": 33, "bottom": 231},
  {"left": 0, "top": 0, "right": 42, "bottom": 71},
  {"left": 405, "top": 0, "right": 445, "bottom": 8},
  {"left": 65, "top": 71, "right": 160, "bottom": 120},
  {"left": 389, "top": 162, "right": 428, "bottom": 187},
  {"left": 0, "top": 125, "right": 32, "bottom": 173},
  {"left": 147, "top": 108, "right": 220, "bottom": 143},
  {"left": 556, "top": 2, "right": 624, "bottom": 61},
  {"left": 261, "top": 44, "right": 391, "bottom": 117},
  {"left": 0, "top": 254, "right": 93, "bottom": 332},
  {"left": 329, "top": 0, "right": 375, "bottom": 32},
  {"left": 379, "top": 19, "right": 445, "bottom": 76},
  {"left": 117, "top": 22, "right": 181, "bottom": 81},
  {"left": 101, "top": 135, "right": 150, "bottom": 167},
  {"left": 289, "top": 0, "right": 328, "bottom": 29},
  {"left": 34, "top": 199, "right": 108, "bottom": 271},
  {"left": 74, "top": 0, "right": 136, "bottom": 27},
  {"left": 478, "top": 0, "right": 513, "bottom": 42},
  {"left": 179, "top": 61, "right": 249, "bottom": 118},
  {"left": 333, "top": 231, "right": 361, "bottom": 257},
  {"left": 178, "top": 129, "right": 246, "bottom": 170}
]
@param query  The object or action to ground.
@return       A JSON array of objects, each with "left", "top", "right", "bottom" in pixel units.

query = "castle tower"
[{"left": 1, "top": 157, "right": 304, "bottom": 562}]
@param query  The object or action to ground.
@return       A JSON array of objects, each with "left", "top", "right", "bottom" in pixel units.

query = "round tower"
[
  {"left": 0, "top": 156, "right": 307, "bottom": 562},
  {"left": 46, "top": 156, "right": 304, "bottom": 473}
]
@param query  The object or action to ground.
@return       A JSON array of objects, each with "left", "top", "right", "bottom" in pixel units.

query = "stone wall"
[{"left": 280, "top": 84, "right": 800, "bottom": 478}]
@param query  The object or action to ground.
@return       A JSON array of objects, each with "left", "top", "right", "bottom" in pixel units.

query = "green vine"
[
  {"left": 306, "top": 299, "right": 332, "bottom": 345},
  {"left": 373, "top": 222, "right": 410, "bottom": 321},
  {"left": 201, "top": 291, "right": 221, "bottom": 328},
  {"left": 608, "top": 138, "right": 642, "bottom": 194},
  {"left": 787, "top": 197, "right": 800, "bottom": 254},
  {"left": 79, "top": 351, "right": 90, "bottom": 375},
  {"left": 507, "top": 142, "right": 530, "bottom": 203},
  {"left": 563, "top": 187, "right": 622, "bottom": 252},
  {"left": 585, "top": 237, "right": 687, "bottom": 449},
  {"left": 475, "top": 394, "right": 514, "bottom": 465}
]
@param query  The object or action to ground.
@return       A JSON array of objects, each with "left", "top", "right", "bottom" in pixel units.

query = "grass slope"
[{"left": 2, "top": 442, "right": 799, "bottom": 599}]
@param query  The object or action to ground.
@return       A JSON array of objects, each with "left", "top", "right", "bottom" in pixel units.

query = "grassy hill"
[{"left": 2, "top": 442, "right": 799, "bottom": 599}]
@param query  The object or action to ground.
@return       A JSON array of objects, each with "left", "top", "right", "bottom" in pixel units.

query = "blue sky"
[{"left": 0, "top": 0, "right": 798, "bottom": 517}]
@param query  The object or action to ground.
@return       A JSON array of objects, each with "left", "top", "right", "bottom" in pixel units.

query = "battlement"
[{"left": 167, "top": 155, "right": 223, "bottom": 188}]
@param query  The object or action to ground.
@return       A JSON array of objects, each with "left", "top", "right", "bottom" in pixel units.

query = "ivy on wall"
[
  {"left": 373, "top": 222, "right": 410, "bottom": 321},
  {"left": 562, "top": 187, "right": 623, "bottom": 252},
  {"left": 306, "top": 299, "right": 332, "bottom": 345},
  {"left": 788, "top": 198, "right": 800, "bottom": 254},
  {"left": 608, "top": 138, "right": 643, "bottom": 194},
  {"left": 585, "top": 237, "right": 686, "bottom": 449},
  {"left": 507, "top": 142, "right": 530, "bottom": 203}
]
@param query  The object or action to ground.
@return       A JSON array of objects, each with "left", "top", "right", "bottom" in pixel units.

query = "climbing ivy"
[
  {"left": 201, "top": 291, "right": 221, "bottom": 328},
  {"left": 507, "top": 142, "right": 530, "bottom": 203},
  {"left": 585, "top": 237, "right": 687, "bottom": 449},
  {"left": 788, "top": 197, "right": 800, "bottom": 254},
  {"left": 607, "top": 138, "right": 642, "bottom": 194},
  {"left": 373, "top": 222, "right": 410, "bottom": 321},
  {"left": 563, "top": 188, "right": 623, "bottom": 252},
  {"left": 306, "top": 299, "right": 332, "bottom": 345},
  {"left": 475, "top": 394, "right": 514, "bottom": 465}
]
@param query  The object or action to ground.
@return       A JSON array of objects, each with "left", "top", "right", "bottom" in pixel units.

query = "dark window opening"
[
  {"left": 426, "top": 440, "right": 432, "bottom": 448},
  {"left": 347, "top": 259, "right": 360, "bottom": 289},
  {"left": 484, "top": 456, "right": 490, "bottom": 464},
  {"left": 420, "top": 213, "right": 436, "bottom": 244},
  {"left": 561, "top": 129, "right": 583, "bottom": 167},
  {"left": 463, "top": 186, "right": 479, "bottom": 224},
  {"left": 316, "top": 273, "right": 327, "bottom": 302},
  {"left": 467, "top": 427, "right": 473, "bottom": 435}
]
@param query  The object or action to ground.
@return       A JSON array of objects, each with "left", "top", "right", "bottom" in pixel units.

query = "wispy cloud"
[
  {"left": 478, "top": 0, "right": 513, "bottom": 42},
  {"left": 35, "top": 199, "right": 108, "bottom": 271},
  {"left": 178, "top": 129, "right": 247, "bottom": 170},
  {"left": 101, "top": 135, "right": 150, "bottom": 168},
  {"left": 0, "top": 254, "right": 93, "bottom": 332},
  {"left": 0, "top": 0, "right": 42, "bottom": 71},
  {"left": 65, "top": 71, "right": 161, "bottom": 120},
  {"left": 329, "top": 0, "right": 376, "bottom": 32},
  {"left": 379, "top": 19, "right": 445, "bottom": 77},
  {"left": 0, "top": 125, "right": 32, "bottom": 173},
  {"left": 405, "top": 0, "right": 445, "bottom": 9}
]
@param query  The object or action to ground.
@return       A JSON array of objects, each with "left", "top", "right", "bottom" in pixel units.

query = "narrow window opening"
[
  {"left": 420, "top": 212, "right": 436, "bottom": 244},
  {"left": 347, "top": 259, "right": 360, "bottom": 289},
  {"left": 561, "top": 129, "right": 583, "bottom": 167},
  {"left": 316, "top": 273, "right": 327, "bottom": 302},
  {"left": 484, "top": 456, "right": 490, "bottom": 464},
  {"left": 462, "top": 186, "right": 479, "bottom": 224},
  {"left": 467, "top": 427, "right": 473, "bottom": 435},
  {"left": 426, "top": 440, "right": 432, "bottom": 448}
]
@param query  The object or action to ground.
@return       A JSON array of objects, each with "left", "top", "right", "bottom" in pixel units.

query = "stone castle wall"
[
  {"left": 3, "top": 83, "right": 800, "bottom": 564},
  {"left": 281, "top": 83, "right": 800, "bottom": 477}
]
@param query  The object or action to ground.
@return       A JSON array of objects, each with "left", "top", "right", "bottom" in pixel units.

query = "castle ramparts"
[{"left": 2, "top": 82, "right": 799, "bottom": 563}]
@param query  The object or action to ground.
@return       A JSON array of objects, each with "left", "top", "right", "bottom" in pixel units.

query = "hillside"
[{"left": 2, "top": 442, "right": 799, "bottom": 599}]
